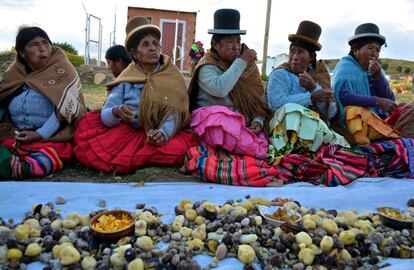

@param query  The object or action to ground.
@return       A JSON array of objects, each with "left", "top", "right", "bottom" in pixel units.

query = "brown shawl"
[
  {"left": 106, "top": 54, "right": 189, "bottom": 135},
  {"left": 0, "top": 47, "right": 85, "bottom": 141},
  {"left": 278, "top": 59, "right": 331, "bottom": 89},
  {"left": 188, "top": 45, "right": 269, "bottom": 122}
]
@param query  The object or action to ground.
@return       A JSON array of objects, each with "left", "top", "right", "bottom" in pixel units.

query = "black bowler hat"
[
  {"left": 288, "top": 20, "right": 322, "bottom": 51},
  {"left": 348, "top": 23, "right": 386, "bottom": 46},
  {"left": 208, "top": 9, "right": 246, "bottom": 35}
]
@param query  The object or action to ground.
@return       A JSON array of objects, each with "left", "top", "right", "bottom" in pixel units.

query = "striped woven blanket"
[
  {"left": 276, "top": 144, "right": 368, "bottom": 186},
  {"left": 359, "top": 138, "right": 414, "bottom": 178},
  {"left": 179, "top": 145, "right": 277, "bottom": 187},
  {"left": 0, "top": 144, "right": 62, "bottom": 179}
]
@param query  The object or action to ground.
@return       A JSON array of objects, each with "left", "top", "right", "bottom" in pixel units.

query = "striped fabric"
[
  {"left": 358, "top": 138, "right": 414, "bottom": 178},
  {"left": 0, "top": 144, "right": 63, "bottom": 179},
  {"left": 276, "top": 144, "right": 368, "bottom": 187},
  {"left": 179, "top": 145, "right": 277, "bottom": 187}
]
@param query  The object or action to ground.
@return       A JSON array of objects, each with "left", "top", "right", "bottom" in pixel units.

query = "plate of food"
[
  {"left": 258, "top": 205, "right": 301, "bottom": 227},
  {"left": 90, "top": 209, "right": 136, "bottom": 239},
  {"left": 376, "top": 207, "right": 414, "bottom": 230}
]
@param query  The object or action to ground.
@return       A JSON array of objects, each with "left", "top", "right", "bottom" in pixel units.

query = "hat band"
[
  {"left": 348, "top": 33, "right": 385, "bottom": 44},
  {"left": 208, "top": 29, "right": 246, "bottom": 35}
]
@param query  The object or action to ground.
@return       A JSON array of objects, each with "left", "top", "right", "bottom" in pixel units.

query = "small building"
[
  {"left": 128, "top": 6, "right": 197, "bottom": 71},
  {"left": 258, "top": 53, "right": 289, "bottom": 76}
]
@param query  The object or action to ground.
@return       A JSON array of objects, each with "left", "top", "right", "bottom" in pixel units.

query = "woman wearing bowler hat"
[
  {"left": 187, "top": 8, "right": 270, "bottom": 159},
  {"left": 332, "top": 23, "right": 400, "bottom": 144},
  {"left": 266, "top": 21, "right": 349, "bottom": 163},
  {"left": 73, "top": 16, "right": 198, "bottom": 174}
]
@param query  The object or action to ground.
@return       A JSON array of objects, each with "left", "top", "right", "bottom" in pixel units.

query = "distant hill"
[{"left": 324, "top": 58, "right": 414, "bottom": 78}]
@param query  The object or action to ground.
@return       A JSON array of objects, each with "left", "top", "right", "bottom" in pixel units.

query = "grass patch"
[
  {"left": 81, "top": 78, "right": 106, "bottom": 110},
  {"left": 395, "top": 92, "right": 414, "bottom": 104}
]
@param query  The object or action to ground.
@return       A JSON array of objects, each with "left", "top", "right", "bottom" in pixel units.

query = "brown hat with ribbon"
[
  {"left": 288, "top": 20, "right": 322, "bottom": 51},
  {"left": 125, "top": 16, "right": 161, "bottom": 51}
]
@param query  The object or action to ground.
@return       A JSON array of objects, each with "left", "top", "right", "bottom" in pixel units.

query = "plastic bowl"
[
  {"left": 90, "top": 210, "right": 136, "bottom": 240},
  {"left": 376, "top": 207, "right": 414, "bottom": 230},
  {"left": 258, "top": 205, "right": 301, "bottom": 227}
]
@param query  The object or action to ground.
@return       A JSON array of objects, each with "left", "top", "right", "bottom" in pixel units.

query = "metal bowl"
[
  {"left": 258, "top": 205, "right": 301, "bottom": 227},
  {"left": 90, "top": 210, "right": 136, "bottom": 240},
  {"left": 376, "top": 207, "right": 414, "bottom": 230}
]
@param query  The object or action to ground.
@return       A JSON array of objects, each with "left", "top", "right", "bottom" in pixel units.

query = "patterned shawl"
[
  {"left": 188, "top": 44, "right": 269, "bottom": 122},
  {"left": 0, "top": 47, "right": 85, "bottom": 141},
  {"left": 106, "top": 54, "right": 189, "bottom": 135}
]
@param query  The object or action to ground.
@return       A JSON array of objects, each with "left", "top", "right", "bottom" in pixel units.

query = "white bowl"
[{"left": 258, "top": 205, "right": 301, "bottom": 227}]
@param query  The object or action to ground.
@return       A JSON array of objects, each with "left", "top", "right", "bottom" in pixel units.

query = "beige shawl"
[{"left": 106, "top": 54, "right": 189, "bottom": 134}]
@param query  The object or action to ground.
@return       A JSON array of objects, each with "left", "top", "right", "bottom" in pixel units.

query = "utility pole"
[
  {"left": 109, "top": 5, "right": 117, "bottom": 47},
  {"left": 261, "top": 0, "right": 272, "bottom": 76},
  {"left": 173, "top": 10, "right": 180, "bottom": 69}
]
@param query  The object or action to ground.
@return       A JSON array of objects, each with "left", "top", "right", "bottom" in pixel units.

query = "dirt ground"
[{"left": 27, "top": 162, "right": 200, "bottom": 183}]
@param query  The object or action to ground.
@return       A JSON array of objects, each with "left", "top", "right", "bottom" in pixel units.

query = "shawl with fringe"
[{"left": 106, "top": 54, "right": 189, "bottom": 135}]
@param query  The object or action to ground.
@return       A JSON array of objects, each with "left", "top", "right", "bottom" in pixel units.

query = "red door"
[{"left": 161, "top": 20, "right": 184, "bottom": 68}]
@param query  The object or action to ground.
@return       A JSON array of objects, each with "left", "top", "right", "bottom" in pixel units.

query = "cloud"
[
  {"left": 0, "top": 0, "right": 33, "bottom": 8},
  {"left": 380, "top": 23, "right": 414, "bottom": 60}
]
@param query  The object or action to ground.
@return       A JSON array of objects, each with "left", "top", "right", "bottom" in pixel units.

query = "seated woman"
[
  {"left": 73, "top": 17, "right": 198, "bottom": 174},
  {"left": 105, "top": 44, "right": 131, "bottom": 78},
  {"left": 0, "top": 26, "right": 85, "bottom": 163},
  {"left": 266, "top": 21, "right": 349, "bottom": 162},
  {"left": 332, "top": 23, "right": 400, "bottom": 144},
  {"left": 188, "top": 9, "right": 269, "bottom": 159}
]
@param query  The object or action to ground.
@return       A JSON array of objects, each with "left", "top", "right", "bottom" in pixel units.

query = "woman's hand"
[
  {"left": 147, "top": 129, "right": 167, "bottom": 146},
  {"left": 239, "top": 45, "right": 257, "bottom": 66},
  {"left": 299, "top": 71, "right": 317, "bottom": 91},
  {"left": 368, "top": 60, "right": 381, "bottom": 79},
  {"left": 112, "top": 104, "right": 135, "bottom": 124},
  {"left": 376, "top": 97, "right": 398, "bottom": 113},
  {"left": 15, "top": 130, "right": 42, "bottom": 143},
  {"left": 310, "top": 88, "right": 334, "bottom": 104},
  {"left": 248, "top": 122, "right": 262, "bottom": 135}
]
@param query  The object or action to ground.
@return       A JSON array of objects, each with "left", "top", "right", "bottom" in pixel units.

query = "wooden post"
[{"left": 261, "top": 0, "right": 272, "bottom": 77}]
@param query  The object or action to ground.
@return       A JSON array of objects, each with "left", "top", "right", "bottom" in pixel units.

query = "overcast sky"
[{"left": 1, "top": 0, "right": 414, "bottom": 61}]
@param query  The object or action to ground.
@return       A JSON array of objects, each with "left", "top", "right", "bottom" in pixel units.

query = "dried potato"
[{"left": 92, "top": 213, "right": 133, "bottom": 233}]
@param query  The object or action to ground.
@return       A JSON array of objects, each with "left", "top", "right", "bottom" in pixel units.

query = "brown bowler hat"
[
  {"left": 288, "top": 20, "right": 322, "bottom": 51},
  {"left": 125, "top": 16, "right": 161, "bottom": 51}
]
